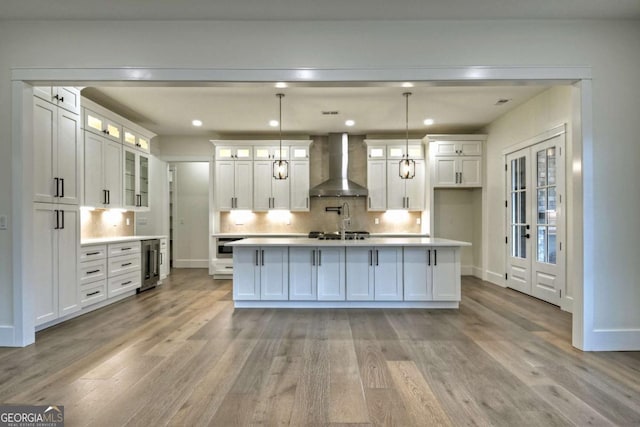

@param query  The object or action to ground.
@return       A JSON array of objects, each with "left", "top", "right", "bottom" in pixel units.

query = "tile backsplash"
[{"left": 81, "top": 209, "right": 135, "bottom": 239}]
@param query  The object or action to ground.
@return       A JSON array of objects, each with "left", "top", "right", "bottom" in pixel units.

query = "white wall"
[
  {"left": 157, "top": 135, "right": 214, "bottom": 159},
  {"left": 483, "top": 87, "right": 575, "bottom": 298},
  {"left": 1, "top": 19, "right": 639, "bottom": 349},
  {"left": 173, "top": 162, "right": 210, "bottom": 268}
]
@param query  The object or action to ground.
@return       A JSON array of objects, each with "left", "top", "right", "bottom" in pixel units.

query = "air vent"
[
  {"left": 321, "top": 111, "right": 339, "bottom": 115},
  {"left": 495, "top": 98, "right": 511, "bottom": 106}
]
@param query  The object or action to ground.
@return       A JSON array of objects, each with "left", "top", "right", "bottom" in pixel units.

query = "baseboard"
[
  {"left": 561, "top": 296, "right": 573, "bottom": 313},
  {"left": 235, "top": 301, "right": 459, "bottom": 309},
  {"left": 486, "top": 270, "right": 507, "bottom": 287},
  {"left": 174, "top": 259, "right": 208, "bottom": 268},
  {"left": 472, "top": 266, "right": 483, "bottom": 279},
  {"left": 588, "top": 329, "right": 640, "bottom": 351},
  {"left": 0, "top": 325, "right": 15, "bottom": 347}
]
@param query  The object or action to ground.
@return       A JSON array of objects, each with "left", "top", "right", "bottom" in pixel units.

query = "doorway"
[{"left": 505, "top": 132, "right": 566, "bottom": 306}]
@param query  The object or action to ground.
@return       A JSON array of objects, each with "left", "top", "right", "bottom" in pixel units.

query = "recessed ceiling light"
[
  {"left": 275, "top": 82, "right": 287, "bottom": 88},
  {"left": 345, "top": 119, "right": 355, "bottom": 127},
  {"left": 423, "top": 118, "right": 435, "bottom": 126},
  {"left": 192, "top": 119, "right": 203, "bottom": 127},
  {"left": 401, "top": 82, "right": 414, "bottom": 88},
  {"left": 269, "top": 120, "right": 279, "bottom": 127}
]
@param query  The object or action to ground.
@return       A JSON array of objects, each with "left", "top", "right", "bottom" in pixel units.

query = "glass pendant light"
[
  {"left": 399, "top": 92, "right": 415, "bottom": 179},
  {"left": 273, "top": 93, "right": 288, "bottom": 180}
]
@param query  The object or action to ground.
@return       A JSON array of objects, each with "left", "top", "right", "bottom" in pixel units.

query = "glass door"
[
  {"left": 138, "top": 154, "right": 149, "bottom": 208},
  {"left": 124, "top": 149, "right": 136, "bottom": 208}
]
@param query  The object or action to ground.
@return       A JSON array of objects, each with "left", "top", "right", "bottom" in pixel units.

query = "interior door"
[{"left": 505, "top": 135, "right": 565, "bottom": 306}]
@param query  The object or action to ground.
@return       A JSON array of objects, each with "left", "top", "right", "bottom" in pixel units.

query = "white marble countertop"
[
  {"left": 227, "top": 237, "right": 470, "bottom": 247},
  {"left": 212, "top": 232, "right": 430, "bottom": 238},
  {"left": 81, "top": 235, "right": 168, "bottom": 246}
]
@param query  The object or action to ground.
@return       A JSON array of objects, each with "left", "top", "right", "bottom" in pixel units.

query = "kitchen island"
[{"left": 227, "top": 237, "right": 471, "bottom": 308}]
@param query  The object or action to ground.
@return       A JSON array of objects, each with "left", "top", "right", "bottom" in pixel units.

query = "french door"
[{"left": 506, "top": 134, "right": 565, "bottom": 306}]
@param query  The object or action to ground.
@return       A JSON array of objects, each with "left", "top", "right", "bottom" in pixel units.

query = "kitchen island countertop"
[{"left": 227, "top": 237, "right": 469, "bottom": 247}]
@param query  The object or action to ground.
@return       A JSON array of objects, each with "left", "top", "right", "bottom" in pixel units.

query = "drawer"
[
  {"left": 80, "top": 245, "right": 107, "bottom": 261},
  {"left": 108, "top": 253, "right": 141, "bottom": 277},
  {"left": 81, "top": 280, "right": 107, "bottom": 307},
  {"left": 79, "top": 259, "right": 107, "bottom": 286},
  {"left": 108, "top": 271, "right": 141, "bottom": 298},
  {"left": 108, "top": 241, "right": 141, "bottom": 257}
]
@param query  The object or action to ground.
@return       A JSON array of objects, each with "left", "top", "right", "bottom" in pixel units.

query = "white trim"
[
  {"left": 160, "top": 155, "right": 212, "bottom": 162},
  {"left": 589, "top": 329, "right": 640, "bottom": 351},
  {"left": 173, "top": 259, "right": 209, "bottom": 268},
  {"left": 501, "top": 124, "right": 566, "bottom": 155},
  {"left": 235, "top": 301, "right": 459, "bottom": 309},
  {"left": 561, "top": 295, "right": 574, "bottom": 314},
  {"left": 472, "top": 266, "right": 483, "bottom": 279},
  {"left": 0, "top": 326, "right": 15, "bottom": 347},
  {"left": 486, "top": 270, "right": 507, "bottom": 287}
]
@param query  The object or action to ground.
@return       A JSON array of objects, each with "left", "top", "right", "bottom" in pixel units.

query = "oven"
[{"left": 216, "top": 237, "right": 242, "bottom": 258}]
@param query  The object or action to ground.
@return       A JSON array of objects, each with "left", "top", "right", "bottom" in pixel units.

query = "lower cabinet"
[
  {"left": 345, "top": 247, "right": 403, "bottom": 301},
  {"left": 289, "top": 247, "right": 346, "bottom": 301},
  {"left": 234, "top": 247, "right": 289, "bottom": 300},
  {"left": 403, "top": 247, "right": 460, "bottom": 301},
  {"left": 34, "top": 203, "right": 80, "bottom": 326}
]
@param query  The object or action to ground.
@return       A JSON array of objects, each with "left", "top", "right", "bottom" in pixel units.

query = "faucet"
[{"left": 340, "top": 201, "right": 351, "bottom": 240}]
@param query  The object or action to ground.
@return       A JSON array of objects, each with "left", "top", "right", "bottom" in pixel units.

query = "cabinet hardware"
[
  {"left": 59, "top": 96, "right": 64, "bottom": 103},
  {"left": 121, "top": 281, "right": 132, "bottom": 286},
  {"left": 54, "top": 177, "right": 59, "bottom": 197},
  {"left": 261, "top": 250, "right": 265, "bottom": 266},
  {"left": 427, "top": 249, "right": 431, "bottom": 266},
  {"left": 369, "top": 250, "right": 372, "bottom": 266},
  {"left": 60, "top": 178, "right": 64, "bottom": 197},
  {"left": 312, "top": 250, "right": 316, "bottom": 266},
  {"left": 318, "top": 250, "right": 322, "bottom": 266},
  {"left": 255, "top": 250, "right": 259, "bottom": 266},
  {"left": 87, "top": 251, "right": 100, "bottom": 256},
  {"left": 53, "top": 94, "right": 59, "bottom": 100},
  {"left": 434, "top": 249, "right": 437, "bottom": 266},
  {"left": 122, "top": 262, "right": 132, "bottom": 267},
  {"left": 107, "top": 190, "right": 110, "bottom": 204},
  {"left": 54, "top": 210, "right": 60, "bottom": 230},
  {"left": 86, "top": 291, "right": 100, "bottom": 297},
  {"left": 121, "top": 247, "right": 132, "bottom": 251},
  {"left": 525, "top": 233, "right": 530, "bottom": 239},
  {"left": 375, "top": 250, "right": 379, "bottom": 266},
  {"left": 60, "top": 210, "right": 65, "bottom": 229},
  {"left": 86, "top": 270, "right": 100, "bottom": 275},
  {"left": 103, "top": 189, "right": 107, "bottom": 204}
]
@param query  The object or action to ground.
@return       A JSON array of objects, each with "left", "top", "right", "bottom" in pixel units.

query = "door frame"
[
  {"left": 10, "top": 66, "right": 593, "bottom": 350},
  {"left": 503, "top": 125, "right": 568, "bottom": 309}
]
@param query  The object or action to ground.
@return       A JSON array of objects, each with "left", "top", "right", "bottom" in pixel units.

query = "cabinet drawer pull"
[
  {"left": 121, "top": 262, "right": 132, "bottom": 267},
  {"left": 86, "top": 269, "right": 101, "bottom": 275},
  {"left": 86, "top": 251, "right": 100, "bottom": 256},
  {"left": 86, "top": 291, "right": 101, "bottom": 297},
  {"left": 120, "top": 247, "right": 132, "bottom": 251},
  {"left": 121, "top": 281, "right": 132, "bottom": 286}
]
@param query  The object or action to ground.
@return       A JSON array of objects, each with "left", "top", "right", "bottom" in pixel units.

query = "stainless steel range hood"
[{"left": 309, "top": 133, "right": 368, "bottom": 197}]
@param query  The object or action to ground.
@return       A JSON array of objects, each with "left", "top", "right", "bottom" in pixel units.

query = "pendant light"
[
  {"left": 273, "top": 93, "right": 288, "bottom": 180},
  {"left": 399, "top": 92, "right": 415, "bottom": 179}
]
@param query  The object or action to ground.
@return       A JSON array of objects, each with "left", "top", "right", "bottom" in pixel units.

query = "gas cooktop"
[{"left": 308, "top": 231, "right": 370, "bottom": 240}]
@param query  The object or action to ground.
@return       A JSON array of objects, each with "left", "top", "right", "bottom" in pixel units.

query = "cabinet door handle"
[
  {"left": 86, "top": 270, "right": 100, "bottom": 275},
  {"left": 103, "top": 189, "right": 107, "bottom": 204},
  {"left": 59, "top": 96, "right": 64, "bottom": 103},
  {"left": 107, "top": 190, "right": 111, "bottom": 204},
  {"left": 255, "top": 250, "right": 259, "bottom": 266},
  {"left": 312, "top": 250, "right": 316, "bottom": 266},
  {"left": 427, "top": 249, "right": 431, "bottom": 266},
  {"left": 434, "top": 250, "right": 437, "bottom": 266},
  {"left": 54, "top": 210, "right": 60, "bottom": 230},
  {"left": 369, "top": 250, "right": 372, "bottom": 266},
  {"left": 261, "top": 250, "right": 265, "bottom": 266},
  {"left": 61, "top": 210, "right": 65, "bottom": 229},
  {"left": 375, "top": 250, "right": 379, "bottom": 266},
  {"left": 54, "top": 178, "right": 59, "bottom": 197},
  {"left": 60, "top": 178, "right": 64, "bottom": 198},
  {"left": 318, "top": 250, "right": 322, "bottom": 266}
]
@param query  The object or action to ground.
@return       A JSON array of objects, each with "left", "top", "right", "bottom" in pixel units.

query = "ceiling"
[
  {"left": 82, "top": 84, "right": 550, "bottom": 137},
  {"left": 1, "top": 0, "right": 639, "bottom": 20}
]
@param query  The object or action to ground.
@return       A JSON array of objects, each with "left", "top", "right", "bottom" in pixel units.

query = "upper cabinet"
[
  {"left": 427, "top": 135, "right": 486, "bottom": 188},
  {"left": 83, "top": 108, "right": 122, "bottom": 143},
  {"left": 364, "top": 139, "right": 426, "bottom": 211},
  {"left": 124, "top": 128, "right": 151, "bottom": 154},
  {"left": 33, "top": 91, "right": 82, "bottom": 206},
  {"left": 123, "top": 148, "right": 150, "bottom": 211},
  {"left": 34, "top": 86, "right": 81, "bottom": 115},
  {"left": 213, "top": 140, "right": 312, "bottom": 212}
]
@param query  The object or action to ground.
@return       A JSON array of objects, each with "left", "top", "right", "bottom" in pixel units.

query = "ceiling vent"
[
  {"left": 495, "top": 98, "right": 511, "bottom": 106},
  {"left": 321, "top": 111, "right": 339, "bottom": 115}
]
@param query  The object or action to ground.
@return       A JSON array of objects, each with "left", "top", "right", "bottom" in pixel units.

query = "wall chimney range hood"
[{"left": 309, "top": 133, "right": 368, "bottom": 197}]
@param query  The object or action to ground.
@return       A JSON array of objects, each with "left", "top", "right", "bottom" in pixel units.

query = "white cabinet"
[
  {"left": 34, "top": 203, "right": 80, "bottom": 326},
  {"left": 83, "top": 108, "right": 122, "bottom": 143},
  {"left": 84, "top": 132, "right": 122, "bottom": 208},
  {"left": 403, "top": 247, "right": 460, "bottom": 301},
  {"left": 429, "top": 137, "right": 484, "bottom": 188},
  {"left": 123, "top": 148, "right": 150, "bottom": 211},
  {"left": 345, "top": 247, "right": 403, "bottom": 301},
  {"left": 289, "top": 247, "right": 346, "bottom": 301},
  {"left": 34, "top": 86, "right": 81, "bottom": 115},
  {"left": 290, "top": 160, "right": 310, "bottom": 212},
  {"left": 367, "top": 160, "right": 386, "bottom": 211},
  {"left": 106, "top": 241, "right": 141, "bottom": 298},
  {"left": 253, "top": 146, "right": 289, "bottom": 160},
  {"left": 386, "top": 142, "right": 424, "bottom": 160},
  {"left": 33, "top": 95, "right": 81, "bottom": 206},
  {"left": 316, "top": 247, "right": 346, "bottom": 301},
  {"left": 215, "top": 160, "right": 253, "bottom": 210},
  {"left": 78, "top": 244, "right": 107, "bottom": 308},
  {"left": 387, "top": 159, "right": 425, "bottom": 210},
  {"left": 215, "top": 146, "right": 253, "bottom": 160},
  {"left": 233, "top": 247, "right": 288, "bottom": 300},
  {"left": 253, "top": 161, "right": 290, "bottom": 211},
  {"left": 160, "top": 238, "right": 169, "bottom": 279},
  {"left": 123, "top": 128, "right": 150, "bottom": 154},
  {"left": 289, "top": 247, "right": 317, "bottom": 300}
]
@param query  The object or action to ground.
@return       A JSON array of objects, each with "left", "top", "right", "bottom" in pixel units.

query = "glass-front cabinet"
[
  {"left": 123, "top": 128, "right": 151, "bottom": 154},
  {"left": 123, "top": 148, "right": 150, "bottom": 211}
]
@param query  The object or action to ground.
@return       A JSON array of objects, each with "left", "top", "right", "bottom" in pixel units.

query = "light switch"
[{"left": 0, "top": 215, "right": 7, "bottom": 230}]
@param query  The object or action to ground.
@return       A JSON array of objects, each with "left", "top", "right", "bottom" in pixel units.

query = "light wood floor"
[{"left": 1, "top": 270, "right": 640, "bottom": 426}]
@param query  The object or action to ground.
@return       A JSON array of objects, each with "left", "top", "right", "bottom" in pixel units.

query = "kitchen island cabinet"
[{"left": 228, "top": 237, "right": 469, "bottom": 308}]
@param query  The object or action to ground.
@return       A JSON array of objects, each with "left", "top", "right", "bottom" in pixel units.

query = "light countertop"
[
  {"left": 212, "top": 232, "right": 430, "bottom": 238},
  {"left": 226, "top": 237, "right": 470, "bottom": 247},
  {"left": 81, "top": 235, "right": 168, "bottom": 246}
]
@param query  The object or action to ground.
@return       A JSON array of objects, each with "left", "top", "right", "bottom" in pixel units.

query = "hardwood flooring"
[{"left": 1, "top": 269, "right": 639, "bottom": 426}]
